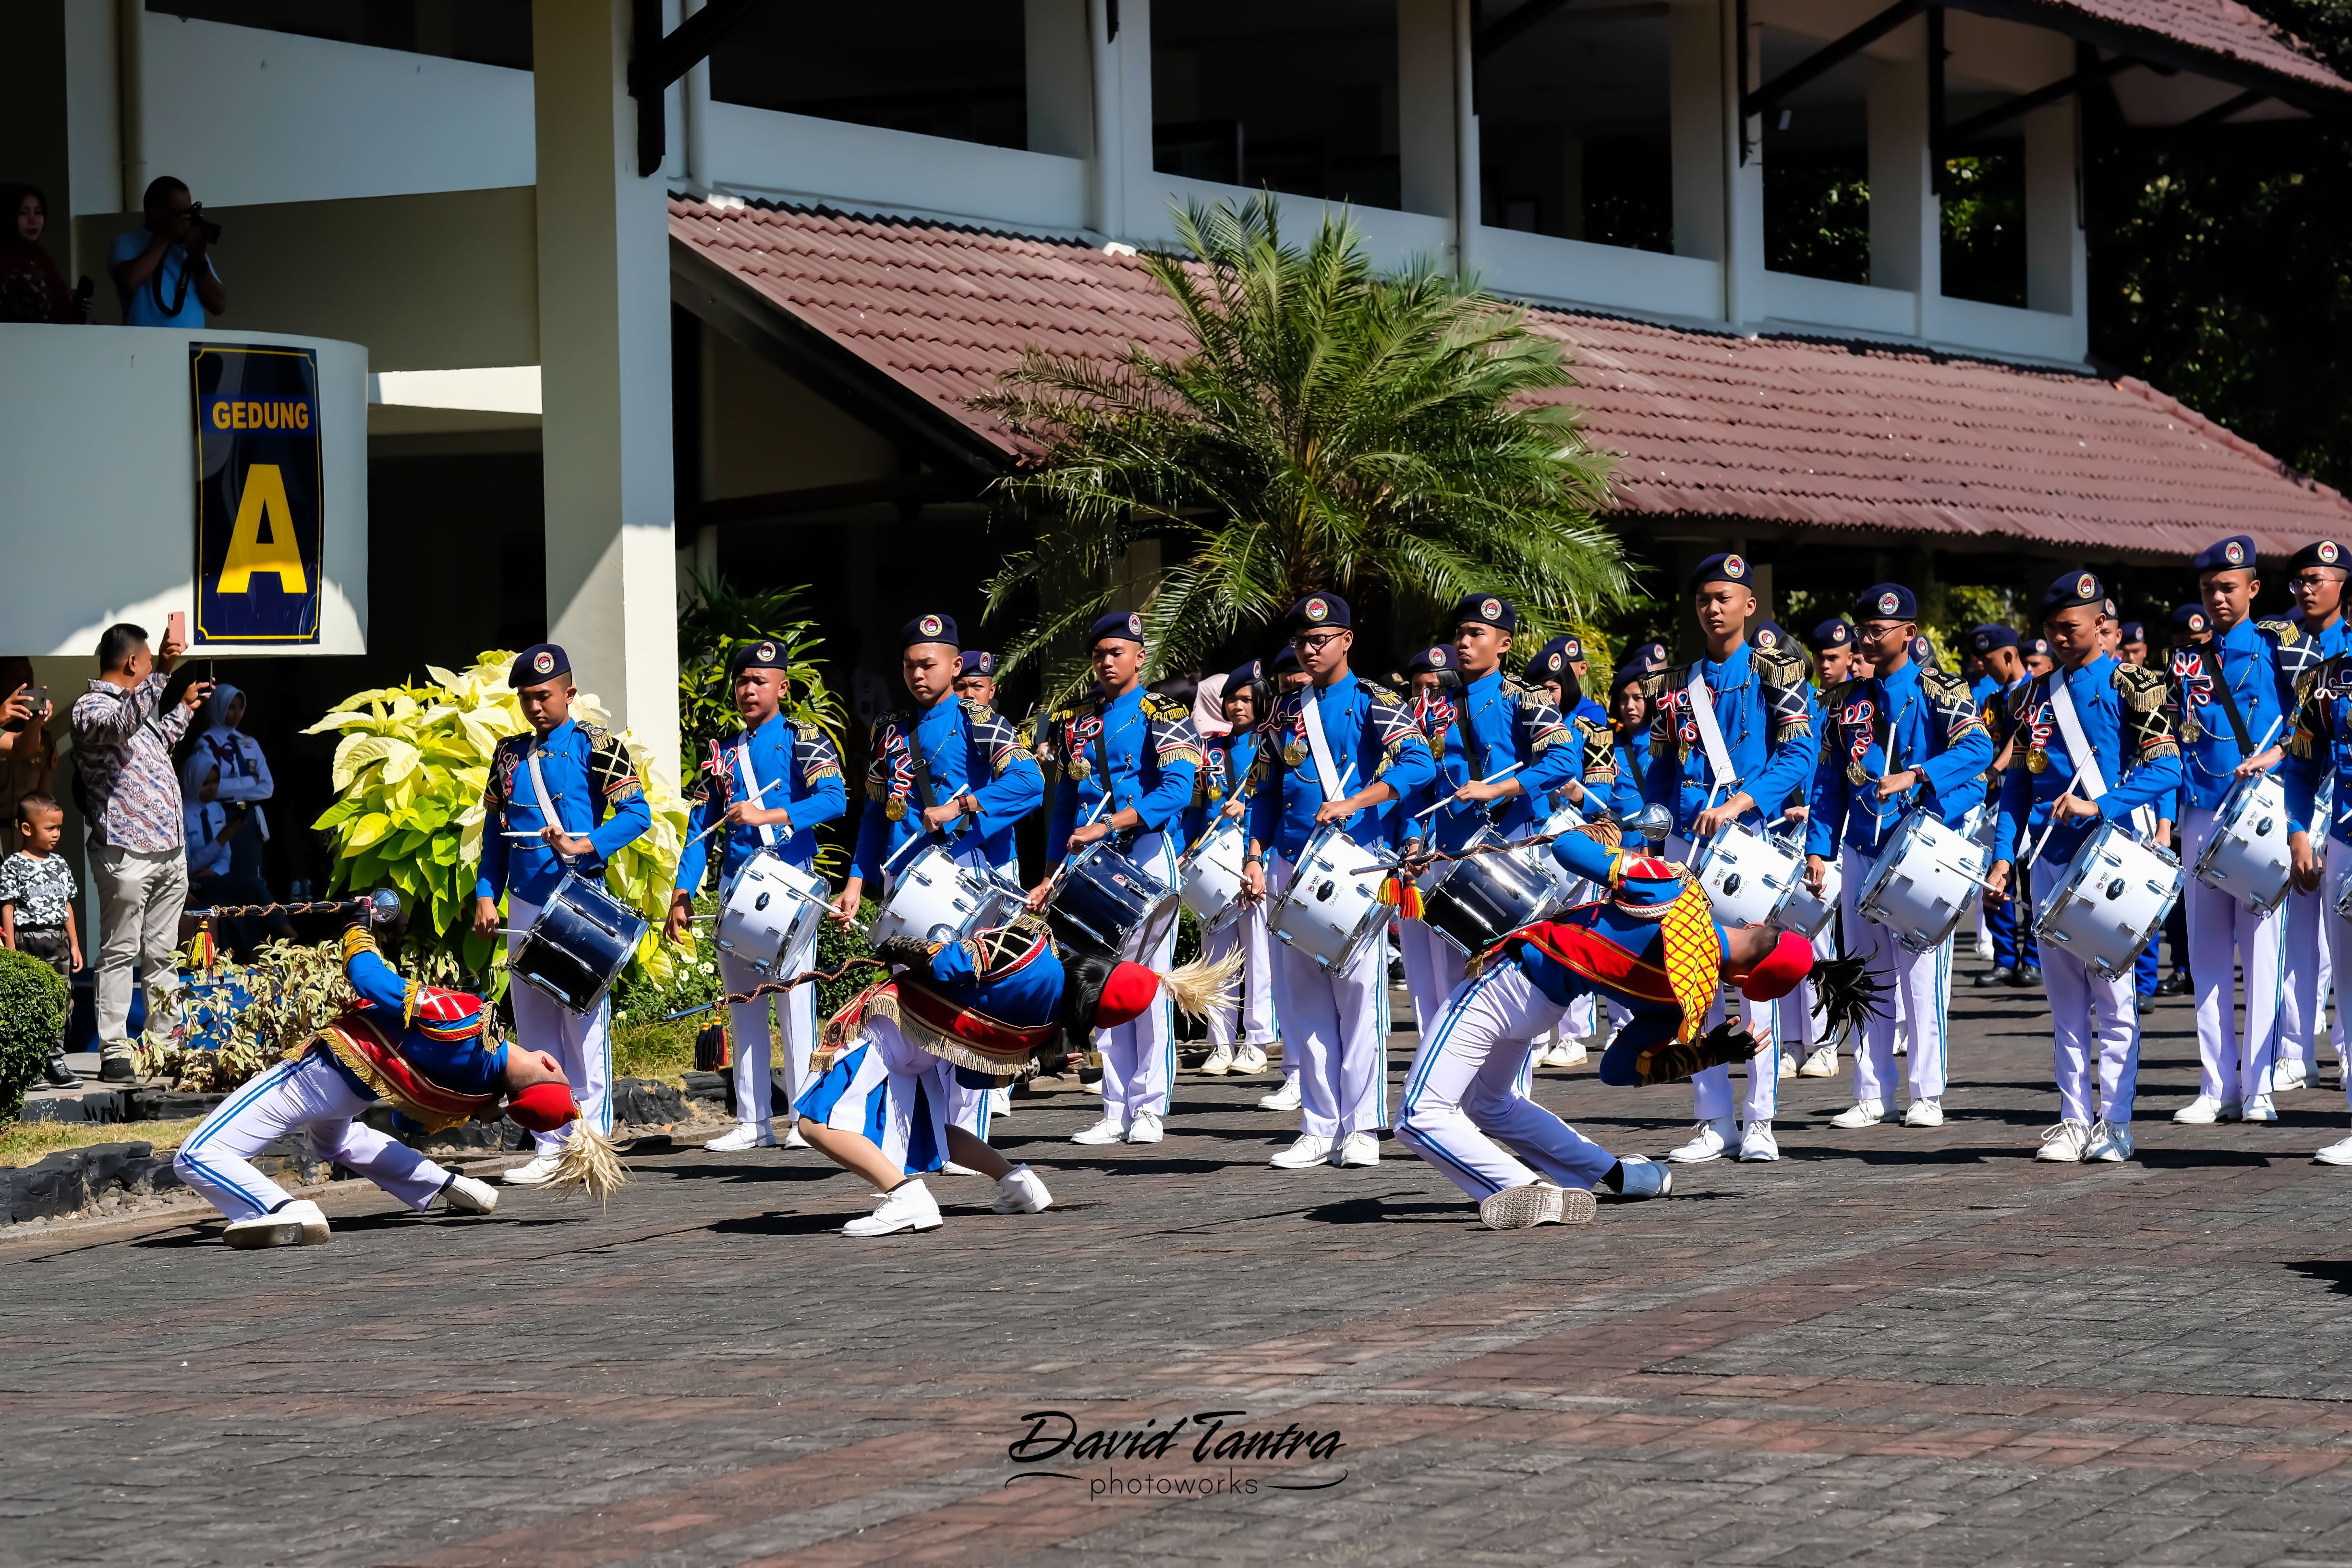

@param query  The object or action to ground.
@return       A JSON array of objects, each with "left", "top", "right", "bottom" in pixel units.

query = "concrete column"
[
  {"left": 532, "top": 0, "right": 681, "bottom": 787},
  {"left": 1668, "top": 0, "right": 1723, "bottom": 266},
  {"left": 1454, "top": 0, "right": 1479, "bottom": 273},
  {"left": 1086, "top": 0, "right": 1152, "bottom": 238},
  {"left": 2025, "top": 98, "right": 2087, "bottom": 355},
  {"left": 1721, "top": 3, "right": 1764, "bottom": 326},
  {"left": 1395, "top": 0, "right": 1456, "bottom": 224},
  {"left": 1867, "top": 45, "right": 1938, "bottom": 333}
]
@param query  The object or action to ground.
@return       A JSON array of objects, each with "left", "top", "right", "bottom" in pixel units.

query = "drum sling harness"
[
  {"left": 732, "top": 734, "right": 784, "bottom": 851},
  {"left": 2047, "top": 674, "right": 2154, "bottom": 845},
  {"left": 525, "top": 752, "right": 602, "bottom": 873}
]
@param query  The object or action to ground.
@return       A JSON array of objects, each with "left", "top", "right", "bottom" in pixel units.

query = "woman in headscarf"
[
  {"left": 192, "top": 686, "right": 293, "bottom": 948},
  {"left": 0, "top": 184, "right": 85, "bottom": 325}
]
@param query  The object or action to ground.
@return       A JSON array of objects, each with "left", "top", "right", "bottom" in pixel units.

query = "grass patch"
[
  {"left": 0, "top": 1116, "right": 205, "bottom": 1167},
  {"left": 613, "top": 1016, "right": 700, "bottom": 1082}
]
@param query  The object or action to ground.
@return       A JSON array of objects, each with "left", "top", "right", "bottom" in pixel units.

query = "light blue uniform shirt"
[
  {"left": 1642, "top": 644, "right": 1815, "bottom": 839},
  {"left": 855, "top": 696, "right": 1043, "bottom": 885},
  {"left": 1046, "top": 686, "right": 1200, "bottom": 859},
  {"left": 2169, "top": 617, "right": 2300, "bottom": 814},
  {"left": 1807, "top": 662, "right": 1995, "bottom": 858},
  {"left": 1994, "top": 655, "right": 2182, "bottom": 869},
  {"left": 1405, "top": 669, "right": 1576, "bottom": 853},
  {"left": 474, "top": 719, "right": 652, "bottom": 908},
  {"left": 673, "top": 711, "right": 846, "bottom": 891},
  {"left": 1248, "top": 673, "right": 1435, "bottom": 862}
]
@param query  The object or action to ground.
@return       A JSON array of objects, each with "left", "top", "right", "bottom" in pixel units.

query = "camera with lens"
[{"left": 185, "top": 203, "right": 222, "bottom": 244}]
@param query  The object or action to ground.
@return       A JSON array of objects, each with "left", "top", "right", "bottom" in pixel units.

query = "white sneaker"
[
  {"left": 703, "top": 1122, "right": 775, "bottom": 1153},
  {"left": 2172, "top": 1094, "right": 2229, "bottom": 1125},
  {"left": 1199, "top": 1044, "right": 1235, "bottom": 1075},
  {"left": 1831, "top": 1099, "right": 1886, "bottom": 1130},
  {"left": 943, "top": 1161, "right": 982, "bottom": 1176},
  {"left": 501, "top": 1155, "right": 563, "bottom": 1187},
  {"left": 1270, "top": 1133, "right": 1335, "bottom": 1169},
  {"left": 1976, "top": 936, "right": 1995, "bottom": 961},
  {"left": 993, "top": 1164, "right": 1053, "bottom": 1213},
  {"left": 2242, "top": 1094, "right": 2279, "bottom": 1123},
  {"left": 843, "top": 1179, "right": 942, "bottom": 1237},
  {"left": 988, "top": 1087, "right": 1012, "bottom": 1116},
  {"left": 2274, "top": 1061, "right": 2310, "bottom": 1094},
  {"left": 2315, "top": 1132, "right": 2352, "bottom": 1166},
  {"left": 1777, "top": 1052, "right": 1796, "bottom": 1080},
  {"left": 223, "top": 1199, "right": 331, "bottom": 1249},
  {"left": 1736, "top": 1121, "right": 1780, "bottom": 1161},
  {"left": 2037, "top": 1119, "right": 2090, "bottom": 1162},
  {"left": 439, "top": 1175, "right": 498, "bottom": 1214},
  {"left": 1892, "top": 1039, "right": 1908, "bottom": 1057},
  {"left": 1666, "top": 1118, "right": 1738, "bottom": 1164},
  {"left": 1478, "top": 1182, "right": 1597, "bottom": 1230},
  {"left": 1071, "top": 1116, "right": 1128, "bottom": 1145},
  {"left": 1546, "top": 1040, "right": 1589, "bottom": 1067},
  {"left": 1258, "top": 1079, "right": 1303, "bottom": 1112},
  {"left": 1124, "top": 1111, "right": 1164, "bottom": 1144},
  {"left": 1333, "top": 1130, "right": 1380, "bottom": 1167},
  {"left": 2085, "top": 1119, "right": 2134, "bottom": 1162},
  {"left": 1233, "top": 1044, "right": 1269, "bottom": 1074},
  {"left": 1613, "top": 1155, "right": 1672, "bottom": 1199},
  {"left": 1797, "top": 1046, "right": 1839, "bottom": 1078},
  {"left": 1903, "top": 1098, "right": 1944, "bottom": 1128},
  {"left": 784, "top": 1123, "right": 811, "bottom": 1149}
]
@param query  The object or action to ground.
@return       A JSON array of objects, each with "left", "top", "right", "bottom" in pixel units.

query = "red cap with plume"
[
  {"left": 506, "top": 1082, "right": 580, "bottom": 1132},
  {"left": 1092, "top": 962, "right": 1163, "bottom": 1028},
  {"left": 1738, "top": 930, "right": 1815, "bottom": 1003}
]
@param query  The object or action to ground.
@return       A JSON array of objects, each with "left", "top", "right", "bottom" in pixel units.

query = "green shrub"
[{"left": 0, "top": 949, "right": 67, "bottom": 1123}]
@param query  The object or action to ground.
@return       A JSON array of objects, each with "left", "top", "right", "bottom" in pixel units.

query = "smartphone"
[
  {"left": 166, "top": 609, "right": 187, "bottom": 652},
  {"left": 20, "top": 685, "right": 47, "bottom": 714}
]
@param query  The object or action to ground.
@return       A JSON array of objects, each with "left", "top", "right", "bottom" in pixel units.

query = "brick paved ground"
[{"left": 10, "top": 954, "right": 2352, "bottom": 1567}]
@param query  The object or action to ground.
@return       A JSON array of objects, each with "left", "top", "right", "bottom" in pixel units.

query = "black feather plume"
[{"left": 1810, "top": 953, "right": 1891, "bottom": 1042}]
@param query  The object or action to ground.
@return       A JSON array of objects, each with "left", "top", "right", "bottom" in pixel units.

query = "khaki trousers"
[{"left": 91, "top": 842, "right": 187, "bottom": 1045}]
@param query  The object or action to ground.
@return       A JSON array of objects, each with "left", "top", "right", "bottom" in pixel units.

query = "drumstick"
[
  {"left": 684, "top": 777, "right": 786, "bottom": 850},
  {"left": 1408, "top": 761, "right": 1525, "bottom": 823},
  {"left": 2020, "top": 772, "right": 2085, "bottom": 874}
]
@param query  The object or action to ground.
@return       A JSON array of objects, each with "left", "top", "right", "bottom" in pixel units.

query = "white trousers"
[
  {"left": 1091, "top": 830, "right": 1179, "bottom": 1123},
  {"left": 799, "top": 1012, "right": 950, "bottom": 1175},
  {"left": 718, "top": 927, "right": 818, "bottom": 1133},
  {"left": 506, "top": 894, "right": 614, "bottom": 1155},
  {"left": 2280, "top": 881, "right": 2340, "bottom": 1072},
  {"left": 1781, "top": 922, "right": 1843, "bottom": 1058},
  {"left": 877, "top": 853, "right": 997, "bottom": 1138},
  {"left": 174, "top": 1052, "right": 453, "bottom": 1222},
  {"left": 1399, "top": 918, "right": 1468, "bottom": 1041},
  {"left": 2181, "top": 808, "right": 2285, "bottom": 1102},
  {"left": 1396, "top": 964, "right": 1617, "bottom": 1199},
  {"left": 2319, "top": 837, "right": 2352, "bottom": 1108},
  {"left": 2040, "top": 848, "right": 2140, "bottom": 1123},
  {"left": 1840, "top": 844, "right": 1950, "bottom": 1103},
  {"left": 1202, "top": 901, "right": 1277, "bottom": 1048},
  {"left": 1269, "top": 850, "right": 1390, "bottom": 1138},
  {"left": 1668, "top": 835, "right": 1777, "bottom": 1124}
]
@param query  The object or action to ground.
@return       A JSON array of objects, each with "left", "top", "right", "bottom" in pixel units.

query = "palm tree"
[{"left": 974, "top": 192, "right": 1625, "bottom": 687}]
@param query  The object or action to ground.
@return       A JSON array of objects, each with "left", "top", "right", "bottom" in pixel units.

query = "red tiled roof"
[
  {"left": 2000, "top": 0, "right": 2349, "bottom": 101},
  {"left": 671, "top": 197, "right": 2352, "bottom": 560}
]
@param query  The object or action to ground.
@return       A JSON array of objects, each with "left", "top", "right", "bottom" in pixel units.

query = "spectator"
[
  {"left": 192, "top": 683, "right": 291, "bottom": 949},
  {"left": 0, "top": 793, "right": 85, "bottom": 1088},
  {"left": 182, "top": 754, "right": 232, "bottom": 900},
  {"left": 71, "top": 621, "right": 213, "bottom": 1081},
  {"left": 109, "top": 176, "right": 225, "bottom": 328},
  {"left": 0, "top": 184, "right": 85, "bottom": 324},
  {"left": 1, "top": 658, "right": 61, "bottom": 826}
]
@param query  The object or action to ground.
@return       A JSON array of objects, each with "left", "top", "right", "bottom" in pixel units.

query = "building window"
[
  {"left": 1940, "top": 145, "right": 2027, "bottom": 307},
  {"left": 710, "top": 0, "right": 1029, "bottom": 152},
  {"left": 1152, "top": 0, "right": 1403, "bottom": 210},
  {"left": 1479, "top": 0, "right": 1673, "bottom": 251},
  {"left": 145, "top": 0, "right": 531, "bottom": 70},
  {"left": 1758, "top": 32, "right": 1870, "bottom": 284}
]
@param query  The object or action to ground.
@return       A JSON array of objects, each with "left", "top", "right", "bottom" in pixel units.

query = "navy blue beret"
[
  {"left": 509, "top": 643, "right": 569, "bottom": 688},
  {"left": 1087, "top": 610, "right": 1145, "bottom": 647},
  {"left": 1854, "top": 583, "right": 1917, "bottom": 621},
  {"left": 1286, "top": 592, "right": 1351, "bottom": 632},
  {"left": 1970, "top": 624, "right": 2020, "bottom": 654},
  {"left": 2039, "top": 569, "right": 2105, "bottom": 617},
  {"left": 2170, "top": 603, "right": 2210, "bottom": 636},
  {"left": 2192, "top": 535, "right": 2257, "bottom": 574},
  {"left": 1451, "top": 594, "right": 1516, "bottom": 633},
  {"left": 1610, "top": 662, "right": 1649, "bottom": 693},
  {"left": 728, "top": 638, "right": 788, "bottom": 674},
  {"left": 2118, "top": 621, "right": 2146, "bottom": 644},
  {"left": 2290, "top": 539, "right": 2348, "bottom": 574},
  {"left": 1686, "top": 551, "right": 1754, "bottom": 593},
  {"left": 1752, "top": 620, "right": 1794, "bottom": 656},
  {"left": 1528, "top": 636, "right": 1574, "bottom": 681},
  {"left": 958, "top": 650, "right": 995, "bottom": 678},
  {"left": 1225, "top": 658, "right": 1264, "bottom": 689},
  {"left": 1405, "top": 645, "right": 1452, "bottom": 676},
  {"left": 1271, "top": 645, "right": 1300, "bottom": 674},
  {"left": 1808, "top": 619, "right": 1853, "bottom": 652},
  {"left": 901, "top": 613, "right": 959, "bottom": 650},
  {"left": 1632, "top": 639, "right": 1669, "bottom": 671}
]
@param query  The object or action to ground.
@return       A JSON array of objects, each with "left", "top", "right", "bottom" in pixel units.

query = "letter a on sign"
[
  {"left": 217, "top": 465, "right": 309, "bottom": 593},
  {"left": 192, "top": 343, "right": 325, "bottom": 644}
]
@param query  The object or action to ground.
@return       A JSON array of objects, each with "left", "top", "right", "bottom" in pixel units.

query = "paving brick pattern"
[{"left": 8, "top": 958, "right": 2352, "bottom": 1566}]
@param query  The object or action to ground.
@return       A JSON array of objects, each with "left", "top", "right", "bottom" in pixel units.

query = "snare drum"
[
  {"left": 1855, "top": 810, "right": 1990, "bottom": 954},
  {"left": 2193, "top": 771, "right": 2293, "bottom": 914},
  {"left": 1176, "top": 814, "right": 1249, "bottom": 931},
  {"left": 1525, "top": 801, "right": 1597, "bottom": 913},
  {"left": 512, "top": 873, "right": 648, "bottom": 1015},
  {"left": 2034, "top": 819, "right": 2183, "bottom": 979},
  {"left": 1048, "top": 839, "right": 1179, "bottom": 961},
  {"left": 1422, "top": 826, "right": 1560, "bottom": 956},
  {"left": 714, "top": 850, "right": 830, "bottom": 974},
  {"left": 1776, "top": 851, "right": 1841, "bottom": 941},
  {"left": 1695, "top": 821, "right": 1807, "bottom": 929},
  {"left": 1268, "top": 824, "right": 1389, "bottom": 973},
  {"left": 868, "top": 844, "right": 1021, "bottom": 950}
]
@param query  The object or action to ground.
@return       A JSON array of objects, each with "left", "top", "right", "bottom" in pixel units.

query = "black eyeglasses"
[{"left": 1292, "top": 631, "right": 1348, "bottom": 654}]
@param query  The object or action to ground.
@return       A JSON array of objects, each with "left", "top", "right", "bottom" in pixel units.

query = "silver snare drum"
[
  {"left": 1421, "top": 826, "right": 1558, "bottom": 956},
  {"left": 1176, "top": 814, "right": 1249, "bottom": 932},
  {"left": 1268, "top": 824, "right": 1389, "bottom": 973},
  {"left": 1856, "top": 810, "right": 1989, "bottom": 954},
  {"left": 2033, "top": 820, "right": 2183, "bottom": 980},
  {"left": 1695, "top": 821, "right": 1806, "bottom": 930},
  {"left": 2193, "top": 771, "right": 2293, "bottom": 915},
  {"left": 715, "top": 850, "right": 831, "bottom": 974},
  {"left": 869, "top": 844, "right": 1022, "bottom": 949}
]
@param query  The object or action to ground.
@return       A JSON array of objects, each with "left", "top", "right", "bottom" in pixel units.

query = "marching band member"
[
  {"left": 1968, "top": 626, "right": 2040, "bottom": 991},
  {"left": 471, "top": 644, "right": 651, "bottom": 1188},
  {"left": 666, "top": 641, "right": 847, "bottom": 1152},
  {"left": 1396, "top": 596, "right": 1581, "bottom": 1040},
  {"left": 2278, "top": 541, "right": 2351, "bottom": 1093},
  {"left": 175, "top": 924, "right": 579, "bottom": 1247},
  {"left": 1036, "top": 611, "right": 1201, "bottom": 1146},
  {"left": 2171, "top": 537, "right": 2317, "bottom": 1124},
  {"left": 1190, "top": 658, "right": 1278, "bottom": 1078},
  {"left": 1985, "top": 571, "right": 2180, "bottom": 1163},
  {"left": 1243, "top": 593, "right": 1436, "bottom": 1170},
  {"left": 1806, "top": 585, "right": 1995, "bottom": 1130},
  {"left": 951, "top": 649, "right": 1026, "bottom": 882},
  {"left": 1792, "top": 619, "right": 1859, "bottom": 1079},
  {"left": 2120, "top": 621, "right": 2151, "bottom": 667},
  {"left": 2282, "top": 614, "right": 2352, "bottom": 1161},
  {"left": 1641, "top": 553, "right": 1816, "bottom": 1163},
  {"left": 1525, "top": 634, "right": 1623, "bottom": 1067},
  {"left": 1256, "top": 642, "right": 1315, "bottom": 1116}
]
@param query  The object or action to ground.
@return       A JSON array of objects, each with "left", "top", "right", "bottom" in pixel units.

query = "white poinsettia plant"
[{"left": 305, "top": 651, "right": 691, "bottom": 992}]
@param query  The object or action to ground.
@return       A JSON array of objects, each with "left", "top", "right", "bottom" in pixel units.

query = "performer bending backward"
[
  {"left": 1806, "top": 585, "right": 1995, "bottom": 1131},
  {"left": 1641, "top": 553, "right": 1816, "bottom": 1163},
  {"left": 1243, "top": 593, "right": 1436, "bottom": 1170},
  {"left": 2278, "top": 541, "right": 2352, "bottom": 1093},
  {"left": 1984, "top": 571, "right": 2180, "bottom": 1162},
  {"left": 472, "top": 644, "right": 651, "bottom": 1188},
  {"left": 176, "top": 924, "right": 582, "bottom": 1246},
  {"left": 2281, "top": 614, "right": 2352, "bottom": 1162},
  {"left": 1190, "top": 657, "right": 1278, "bottom": 1078},
  {"left": 667, "top": 640, "right": 847, "bottom": 1152},
  {"left": 2171, "top": 537, "right": 2319, "bottom": 1124},
  {"left": 1035, "top": 612, "right": 1201, "bottom": 1146}
]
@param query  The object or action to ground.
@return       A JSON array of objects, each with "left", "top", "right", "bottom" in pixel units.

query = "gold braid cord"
[{"left": 1657, "top": 882, "right": 1722, "bottom": 1044}]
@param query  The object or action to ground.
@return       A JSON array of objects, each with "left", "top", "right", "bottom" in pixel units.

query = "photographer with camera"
[{"left": 108, "top": 176, "right": 226, "bottom": 328}]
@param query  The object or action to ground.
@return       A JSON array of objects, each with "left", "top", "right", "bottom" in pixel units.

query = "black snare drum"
[
  {"left": 1048, "top": 839, "right": 1178, "bottom": 961},
  {"left": 512, "top": 873, "right": 648, "bottom": 1014},
  {"left": 1420, "top": 827, "right": 1558, "bottom": 957}
]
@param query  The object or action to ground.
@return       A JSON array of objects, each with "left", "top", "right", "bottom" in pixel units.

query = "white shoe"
[
  {"left": 1613, "top": 1155, "right": 1672, "bottom": 1199},
  {"left": 1258, "top": 1079, "right": 1303, "bottom": 1112},
  {"left": 1831, "top": 1098, "right": 1885, "bottom": 1130},
  {"left": 2315, "top": 1132, "right": 2352, "bottom": 1166},
  {"left": 1124, "top": 1111, "right": 1164, "bottom": 1144},
  {"left": 784, "top": 1124, "right": 811, "bottom": 1149},
  {"left": 1071, "top": 1116, "right": 1128, "bottom": 1145},
  {"left": 1976, "top": 936, "right": 1995, "bottom": 961},
  {"left": 1892, "top": 1040, "right": 1907, "bottom": 1057},
  {"left": 2274, "top": 1061, "right": 2310, "bottom": 1094},
  {"left": 501, "top": 1155, "right": 563, "bottom": 1187},
  {"left": 2085, "top": 1119, "right": 2134, "bottom": 1162},
  {"left": 993, "top": 1164, "right": 1054, "bottom": 1213},
  {"left": 842, "top": 1179, "right": 942, "bottom": 1237},
  {"left": 988, "top": 1087, "right": 1012, "bottom": 1116},
  {"left": 223, "top": 1199, "right": 330, "bottom": 1249},
  {"left": 2037, "top": 1119, "right": 2090, "bottom": 1162},
  {"left": 1666, "top": 1118, "right": 1738, "bottom": 1164},
  {"left": 1478, "top": 1182, "right": 1596, "bottom": 1230},
  {"left": 1270, "top": 1133, "right": 1335, "bottom": 1169},
  {"left": 1333, "top": 1130, "right": 1380, "bottom": 1167},
  {"left": 439, "top": 1175, "right": 498, "bottom": 1214},
  {"left": 1777, "top": 1052, "right": 1796, "bottom": 1080},
  {"left": 1736, "top": 1121, "right": 1780, "bottom": 1162},
  {"left": 2172, "top": 1094, "right": 2229, "bottom": 1125},
  {"left": 943, "top": 1160, "right": 982, "bottom": 1176},
  {"left": 1903, "top": 1098, "right": 1944, "bottom": 1129},
  {"left": 1199, "top": 1043, "right": 1235, "bottom": 1075},
  {"left": 2242, "top": 1094, "right": 2279, "bottom": 1123},
  {"left": 703, "top": 1122, "right": 776, "bottom": 1153},
  {"left": 1546, "top": 1040, "right": 1589, "bottom": 1067},
  {"left": 1233, "top": 1044, "right": 1269, "bottom": 1074},
  {"left": 1797, "top": 1046, "right": 1839, "bottom": 1078}
]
